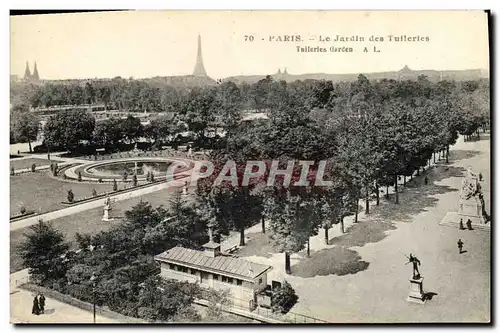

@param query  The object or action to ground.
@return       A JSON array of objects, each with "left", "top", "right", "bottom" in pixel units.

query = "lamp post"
[{"left": 90, "top": 272, "right": 98, "bottom": 323}]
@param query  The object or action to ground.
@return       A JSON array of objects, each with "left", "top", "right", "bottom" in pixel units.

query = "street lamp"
[{"left": 90, "top": 272, "right": 98, "bottom": 324}]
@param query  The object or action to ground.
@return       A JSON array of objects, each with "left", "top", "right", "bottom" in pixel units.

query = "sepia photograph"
[{"left": 9, "top": 10, "right": 491, "bottom": 324}]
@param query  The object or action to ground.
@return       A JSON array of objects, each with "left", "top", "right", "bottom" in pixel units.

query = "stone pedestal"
[
  {"left": 407, "top": 277, "right": 426, "bottom": 304},
  {"left": 458, "top": 197, "right": 486, "bottom": 224},
  {"left": 102, "top": 207, "right": 112, "bottom": 221}
]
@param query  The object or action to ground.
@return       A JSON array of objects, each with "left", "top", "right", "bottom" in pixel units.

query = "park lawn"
[
  {"left": 10, "top": 172, "right": 115, "bottom": 215},
  {"left": 10, "top": 158, "right": 52, "bottom": 171},
  {"left": 10, "top": 184, "right": 185, "bottom": 273}
]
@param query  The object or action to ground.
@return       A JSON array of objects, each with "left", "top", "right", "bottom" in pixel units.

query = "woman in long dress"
[{"left": 31, "top": 296, "right": 40, "bottom": 315}]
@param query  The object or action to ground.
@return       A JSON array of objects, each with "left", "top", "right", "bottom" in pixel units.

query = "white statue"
[
  {"left": 182, "top": 181, "right": 188, "bottom": 195},
  {"left": 187, "top": 148, "right": 193, "bottom": 158},
  {"left": 102, "top": 196, "right": 114, "bottom": 221},
  {"left": 460, "top": 167, "right": 479, "bottom": 201}
]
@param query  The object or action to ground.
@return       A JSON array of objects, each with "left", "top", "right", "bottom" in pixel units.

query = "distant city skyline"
[{"left": 10, "top": 11, "right": 490, "bottom": 80}]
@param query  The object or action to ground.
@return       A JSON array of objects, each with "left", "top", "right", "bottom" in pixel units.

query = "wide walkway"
[{"left": 225, "top": 134, "right": 490, "bottom": 323}]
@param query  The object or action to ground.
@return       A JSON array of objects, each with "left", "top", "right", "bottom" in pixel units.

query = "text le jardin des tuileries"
[{"left": 243, "top": 34, "right": 431, "bottom": 53}]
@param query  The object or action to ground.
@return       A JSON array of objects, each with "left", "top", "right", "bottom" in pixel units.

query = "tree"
[
  {"left": 10, "top": 104, "right": 40, "bottom": 153},
  {"left": 67, "top": 189, "right": 74, "bottom": 203},
  {"left": 18, "top": 220, "right": 70, "bottom": 285},
  {"left": 271, "top": 280, "right": 298, "bottom": 314},
  {"left": 121, "top": 116, "right": 143, "bottom": 143},
  {"left": 266, "top": 190, "right": 312, "bottom": 274},
  {"left": 44, "top": 110, "right": 95, "bottom": 151}
]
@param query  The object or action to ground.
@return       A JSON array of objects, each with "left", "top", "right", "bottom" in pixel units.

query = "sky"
[{"left": 10, "top": 10, "right": 490, "bottom": 80}]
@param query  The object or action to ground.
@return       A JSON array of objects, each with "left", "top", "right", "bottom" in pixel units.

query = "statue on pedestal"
[
  {"left": 406, "top": 253, "right": 421, "bottom": 280},
  {"left": 102, "top": 196, "right": 114, "bottom": 221},
  {"left": 182, "top": 181, "right": 189, "bottom": 196}
]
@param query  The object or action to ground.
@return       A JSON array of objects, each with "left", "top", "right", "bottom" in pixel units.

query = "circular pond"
[
  {"left": 63, "top": 157, "right": 194, "bottom": 183},
  {"left": 88, "top": 160, "right": 173, "bottom": 177}
]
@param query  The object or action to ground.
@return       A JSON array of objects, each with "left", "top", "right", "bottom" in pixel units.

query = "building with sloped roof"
[{"left": 154, "top": 230, "right": 272, "bottom": 309}]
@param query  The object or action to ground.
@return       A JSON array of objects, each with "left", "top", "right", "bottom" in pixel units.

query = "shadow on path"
[
  {"left": 291, "top": 246, "right": 370, "bottom": 278},
  {"left": 448, "top": 149, "right": 482, "bottom": 162},
  {"left": 233, "top": 232, "right": 274, "bottom": 258},
  {"left": 291, "top": 168, "right": 461, "bottom": 277}
]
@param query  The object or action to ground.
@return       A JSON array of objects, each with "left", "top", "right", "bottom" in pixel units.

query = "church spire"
[
  {"left": 32, "top": 61, "right": 39, "bottom": 81},
  {"left": 192, "top": 35, "right": 208, "bottom": 76},
  {"left": 23, "top": 61, "right": 31, "bottom": 80}
]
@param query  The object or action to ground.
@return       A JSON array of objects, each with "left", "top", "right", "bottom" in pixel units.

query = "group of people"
[
  {"left": 459, "top": 218, "right": 474, "bottom": 231},
  {"left": 31, "top": 293, "right": 46, "bottom": 316}
]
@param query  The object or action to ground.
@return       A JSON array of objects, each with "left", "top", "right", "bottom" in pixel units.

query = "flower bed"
[{"left": 60, "top": 174, "right": 189, "bottom": 205}]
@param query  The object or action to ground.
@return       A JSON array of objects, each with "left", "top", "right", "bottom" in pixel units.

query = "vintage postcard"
[{"left": 9, "top": 10, "right": 490, "bottom": 324}]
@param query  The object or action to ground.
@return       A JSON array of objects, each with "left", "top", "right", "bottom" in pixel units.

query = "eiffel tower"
[{"left": 192, "top": 35, "right": 208, "bottom": 76}]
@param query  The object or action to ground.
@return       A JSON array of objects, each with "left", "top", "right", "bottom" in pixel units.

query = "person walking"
[
  {"left": 479, "top": 172, "right": 483, "bottom": 181},
  {"left": 424, "top": 176, "right": 429, "bottom": 185},
  {"left": 457, "top": 239, "right": 464, "bottom": 254},
  {"left": 38, "top": 293, "right": 46, "bottom": 314},
  {"left": 31, "top": 296, "right": 40, "bottom": 316},
  {"left": 459, "top": 218, "right": 466, "bottom": 230}
]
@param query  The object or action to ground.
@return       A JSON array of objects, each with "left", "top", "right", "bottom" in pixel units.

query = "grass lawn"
[
  {"left": 10, "top": 184, "right": 186, "bottom": 273},
  {"left": 10, "top": 172, "right": 116, "bottom": 215},
  {"left": 10, "top": 158, "right": 52, "bottom": 170}
]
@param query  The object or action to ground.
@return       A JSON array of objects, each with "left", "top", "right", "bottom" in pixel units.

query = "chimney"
[{"left": 203, "top": 227, "right": 221, "bottom": 258}]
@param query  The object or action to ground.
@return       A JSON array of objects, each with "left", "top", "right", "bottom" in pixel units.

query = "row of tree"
[
  {"left": 11, "top": 76, "right": 340, "bottom": 113},
  {"left": 195, "top": 75, "right": 490, "bottom": 274}
]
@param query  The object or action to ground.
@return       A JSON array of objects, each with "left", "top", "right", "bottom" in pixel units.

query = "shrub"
[
  {"left": 67, "top": 189, "right": 75, "bottom": 203},
  {"left": 98, "top": 178, "right": 103, "bottom": 183},
  {"left": 150, "top": 173, "right": 155, "bottom": 182},
  {"left": 113, "top": 179, "right": 118, "bottom": 191},
  {"left": 146, "top": 171, "right": 151, "bottom": 182},
  {"left": 92, "top": 189, "right": 97, "bottom": 197},
  {"left": 31, "top": 164, "right": 36, "bottom": 172},
  {"left": 133, "top": 174, "right": 138, "bottom": 187},
  {"left": 271, "top": 280, "right": 298, "bottom": 314},
  {"left": 77, "top": 172, "right": 82, "bottom": 182},
  {"left": 20, "top": 206, "right": 26, "bottom": 214},
  {"left": 122, "top": 171, "right": 128, "bottom": 181},
  {"left": 10, "top": 167, "right": 14, "bottom": 176}
]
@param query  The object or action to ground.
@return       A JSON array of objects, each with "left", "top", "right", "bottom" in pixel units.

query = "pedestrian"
[
  {"left": 424, "top": 176, "right": 429, "bottom": 185},
  {"left": 38, "top": 293, "right": 46, "bottom": 314},
  {"left": 479, "top": 173, "right": 483, "bottom": 181},
  {"left": 457, "top": 239, "right": 464, "bottom": 254},
  {"left": 31, "top": 296, "right": 40, "bottom": 315},
  {"left": 17, "top": 150, "right": 20, "bottom": 155},
  {"left": 459, "top": 218, "right": 465, "bottom": 230},
  {"left": 466, "top": 219, "right": 473, "bottom": 230}
]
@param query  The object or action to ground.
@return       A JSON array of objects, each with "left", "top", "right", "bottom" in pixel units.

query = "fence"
[
  {"left": 18, "top": 282, "right": 146, "bottom": 323},
  {"left": 254, "top": 305, "right": 330, "bottom": 324}
]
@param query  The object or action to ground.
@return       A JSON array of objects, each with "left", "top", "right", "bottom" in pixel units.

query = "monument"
[
  {"left": 192, "top": 35, "right": 208, "bottom": 76},
  {"left": 406, "top": 254, "right": 426, "bottom": 304},
  {"left": 102, "top": 196, "right": 115, "bottom": 221},
  {"left": 439, "top": 167, "right": 490, "bottom": 231}
]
